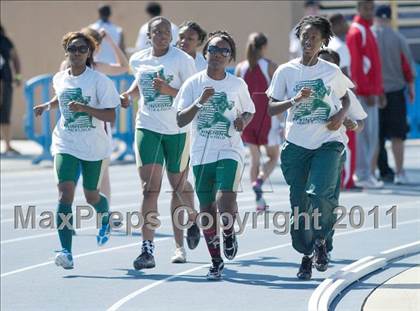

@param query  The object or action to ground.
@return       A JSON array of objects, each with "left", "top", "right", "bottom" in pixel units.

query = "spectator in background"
[
  {"left": 328, "top": 13, "right": 356, "bottom": 189},
  {"left": 289, "top": 0, "right": 321, "bottom": 59},
  {"left": 328, "top": 13, "right": 350, "bottom": 76},
  {"left": 0, "top": 24, "right": 21, "bottom": 155},
  {"left": 135, "top": 2, "right": 179, "bottom": 51},
  {"left": 90, "top": 4, "right": 126, "bottom": 64},
  {"left": 347, "top": 0, "right": 385, "bottom": 189},
  {"left": 373, "top": 5, "right": 416, "bottom": 185}
]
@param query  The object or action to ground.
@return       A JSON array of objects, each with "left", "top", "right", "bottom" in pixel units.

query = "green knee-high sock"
[
  {"left": 93, "top": 194, "right": 109, "bottom": 226},
  {"left": 57, "top": 202, "right": 73, "bottom": 252}
]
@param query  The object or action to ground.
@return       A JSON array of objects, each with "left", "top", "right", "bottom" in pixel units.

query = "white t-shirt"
[
  {"left": 328, "top": 36, "right": 351, "bottom": 70},
  {"left": 135, "top": 22, "right": 179, "bottom": 51},
  {"left": 194, "top": 53, "right": 207, "bottom": 72},
  {"left": 51, "top": 67, "right": 120, "bottom": 161},
  {"left": 129, "top": 46, "right": 197, "bottom": 134},
  {"left": 90, "top": 20, "right": 123, "bottom": 64},
  {"left": 338, "top": 89, "right": 368, "bottom": 144},
  {"left": 176, "top": 71, "right": 256, "bottom": 166},
  {"left": 266, "top": 58, "right": 354, "bottom": 150}
]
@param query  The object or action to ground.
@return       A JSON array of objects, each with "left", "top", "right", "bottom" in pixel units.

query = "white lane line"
[{"left": 106, "top": 217, "right": 420, "bottom": 311}]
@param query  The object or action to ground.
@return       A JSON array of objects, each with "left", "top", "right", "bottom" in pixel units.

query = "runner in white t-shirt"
[
  {"left": 120, "top": 17, "right": 199, "bottom": 269},
  {"left": 267, "top": 16, "right": 353, "bottom": 281},
  {"left": 176, "top": 21, "right": 208, "bottom": 71},
  {"left": 177, "top": 31, "right": 255, "bottom": 280},
  {"left": 318, "top": 48, "right": 367, "bottom": 259},
  {"left": 33, "top": 32, "right": 120, "bottom": 270},
  {"left": 43, "top": 27, "right": 129, "bottom": 229}
]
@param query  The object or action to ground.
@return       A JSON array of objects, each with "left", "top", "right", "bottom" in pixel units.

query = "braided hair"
[{"left": 295, "top": 15, "right": 334, "bottom": 47}]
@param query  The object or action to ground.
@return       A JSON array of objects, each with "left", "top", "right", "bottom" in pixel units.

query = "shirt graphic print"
[
  {"left": 292, "top": 78, "right": 331, "bottom": 124},
  {"left": 140, "top": 66, "right": 174, "bottom": 111},
  {"left": 197, "top": 92, "right": 235, "bottom": 139},
  {"left": 59, "top": 88, "right": 94, "bottom": 131}
]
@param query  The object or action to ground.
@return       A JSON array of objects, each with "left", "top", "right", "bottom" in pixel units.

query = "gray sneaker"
[{"left": 133, "top": 252, "right": 155, "bottom": 270}]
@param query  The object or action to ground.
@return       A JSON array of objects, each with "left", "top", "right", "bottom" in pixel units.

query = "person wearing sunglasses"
[
  {"left": 177, "top": 21, "right": 207, "bottom": 72},
  {"left": 176, "top": 31, "right": 255, "bottom": 280},
  {"left": 33, "top": 31, "right": 120, "bottom": 269},
  {"left": 120, "top": 16, "right": 199, "bottom": 269},
  {"left": 36, "top": 27, "right": 129, "bottom": 230},
  {"left": 267, "top": 16, "right": 353, "bottom": 280}
]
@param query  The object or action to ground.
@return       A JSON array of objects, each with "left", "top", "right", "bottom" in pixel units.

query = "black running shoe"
[
  {"left": 223, "top": 230, "right": 238, "bottom": 260},
  {"left": 313, "top": 239, "right": 329, "bottom": 272},
  {"left": 207, "top": 258, "right": 224, "bottom": 281},
  {"left": 133, "top": 252, "right": 155, "bottom": 270},
  {"left": 297, "top": 256, "right": 313, "bottom": 280},
  {"left": 186, "top": 223, "right": 201, "bottom": 250}
]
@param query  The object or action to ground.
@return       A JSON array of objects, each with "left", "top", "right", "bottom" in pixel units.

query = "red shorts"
[{"left": 242, "top": 124, "right": 270, "bottom": 146}]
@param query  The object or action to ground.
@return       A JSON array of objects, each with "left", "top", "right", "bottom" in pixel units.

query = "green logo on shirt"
[
  {"left": 140, "top": 67, "right": 174, "bottom": 111},
  {"left": 197, "top": 92, "right": 234, "bottom": 139},
  {"left": 59, "top": 88, "right": 94, "bottom": 131},
  {"left": 292, "top": 79, "right": 331, "bottom": 124}
]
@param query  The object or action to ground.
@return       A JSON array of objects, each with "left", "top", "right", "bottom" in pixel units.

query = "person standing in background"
[
  {"left": 135, "top": 2, "right": 179, "bottom": 51},
  {"left": 328, "top": 13, "right": 357, "bottom": 189},
  {"left": 373, "top": 5, "right": 416, "bottom": 185},
  {"left": 289, "top": 0, "right": 321, "bottom": 60},
  {"left": 90, "top": 4, "right": 126, "bottom": 64},
  {"left": 0, "top": 24, "right": 22, "bottom": 155},
  {"left": 328, "top": 14, "right": 350, "bottom": 76},
  {"left": 346, "top": 0, "right": 385, "bottom": 189}
]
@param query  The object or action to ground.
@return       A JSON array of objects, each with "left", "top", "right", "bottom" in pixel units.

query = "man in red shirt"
[{"left": 346, "top": 0, "right": 385, "bottom": 189}]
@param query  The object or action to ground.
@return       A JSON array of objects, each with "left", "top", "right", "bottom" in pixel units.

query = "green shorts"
[
  {"left": 193, "top": 159, "right": 242, "bottom": 205},
  {"left": 54, "top": 153, "right": 108, "bottom": 191},
  {"left": 135, "top": 128, "right": 190, "bottom": 173}
]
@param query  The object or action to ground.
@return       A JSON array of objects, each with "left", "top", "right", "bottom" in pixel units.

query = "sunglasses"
[
  {"left": 66, "top": 45, "right": 89, "bottom": 54},
  {"left": 207, "top": 45, "right": 231, "bottom": 57}
]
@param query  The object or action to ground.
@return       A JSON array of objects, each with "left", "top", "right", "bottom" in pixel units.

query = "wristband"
[
  {"left": 194, "top": 99, "right": 204, "bottom": 109},
  {"left": 352, "top": 121, "right": 359, "bottom": 131},
  {"left": 46, "top": 103, "right": 51, "bottom": 111},
  {"left": 290, "top": 97, "right": 297, "bottom": 106}
]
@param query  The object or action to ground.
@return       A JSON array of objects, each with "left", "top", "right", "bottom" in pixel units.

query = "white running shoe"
[
  {"left": 356, "top": 176, "right": 384, "bottom": 189},
  {"left": 171, "top": 247, "right": 187, "bottom": 263},
  {"left": 55, "top": 249, "right": 74, "bottom": 270},
  {"left": 394, "top": 173, "right": 409, "bottom": 185}
]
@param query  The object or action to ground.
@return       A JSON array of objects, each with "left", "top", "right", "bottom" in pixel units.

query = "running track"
[{"left": 1, "top": 143, "right": 419, "bottom": 311}]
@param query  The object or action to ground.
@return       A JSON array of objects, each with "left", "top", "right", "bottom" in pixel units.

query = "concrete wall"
[{"left": 1, "top": 1, "right": 298, "bottom": 139}]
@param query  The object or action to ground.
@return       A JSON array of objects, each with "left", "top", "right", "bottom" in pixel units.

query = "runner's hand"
[
  {"left": 343, "top": 118, "right": 358, "bottom": 131},
  {"left": 294, "top": 87, "right": 312, "bottom": 103},
  {"left": 153, "top": 72, "right": 172, "bottom": 95},
  {"left": 198, "top": 87, "right": 215, "bottom": 104},
  {"left": 120, "top": 93, "right": 131, "bottom": 108},
  {"left": 234, "top": 115, "right": 245, "bottom": 132},
  {"left": 68, "top": 101, "right": 86, "bottom": 113},
  {"left": 33, "top": 104, "right": 48, "bottom": 117},
  {"left": 327, "top": 109, "right": 345, "bottom": 131}
]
